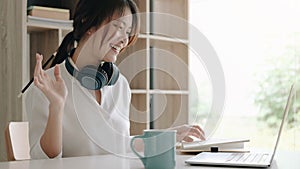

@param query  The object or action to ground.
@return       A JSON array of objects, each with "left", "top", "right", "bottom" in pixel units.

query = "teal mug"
[{"left": 130, "top": 129, "right": 176, "bottom": 169}]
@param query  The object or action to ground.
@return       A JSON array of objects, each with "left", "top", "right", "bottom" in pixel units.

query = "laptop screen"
[{"left": 270, "top": 84, "right": 294, "bottom": 161}]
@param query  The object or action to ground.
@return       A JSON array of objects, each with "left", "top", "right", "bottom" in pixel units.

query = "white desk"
[{"left": 0, "top": 151, "right": 299, "bottom": 169}]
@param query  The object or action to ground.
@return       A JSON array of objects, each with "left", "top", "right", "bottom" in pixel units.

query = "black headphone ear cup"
[
  {"left": 101, "top": 62, "right": 119, "bottom": 85},
  {"left": 78, "top": 65, "right": 108, "bottom": 90},
  {"left": 109, "top": 64, "right": 119, "bottom": 85},
  {"left": 65, "top": 57, "right": 119, "bottom": 90}
]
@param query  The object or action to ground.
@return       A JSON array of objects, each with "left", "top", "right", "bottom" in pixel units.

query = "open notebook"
[
  {"left": 180, "top": 138, "right": 250, "bottom": 153},
  {"left": 185, "top": 84, "right": 294, "bottom": 168}
]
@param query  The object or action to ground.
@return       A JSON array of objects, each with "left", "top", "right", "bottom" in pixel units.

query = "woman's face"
[
  {"left": 76, "top": 7, "right": 133, "bottom": 68},
  {"left": 100, "top": 8, "right": 133, "bottom": 62}
]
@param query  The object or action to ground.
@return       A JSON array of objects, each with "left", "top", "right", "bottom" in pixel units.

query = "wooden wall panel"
[{"left": 0, "top": 0, "right": 25, "bottom": 161}]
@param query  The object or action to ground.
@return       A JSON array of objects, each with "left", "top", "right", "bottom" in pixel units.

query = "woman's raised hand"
[{"left": 33, "top": 53, "right": 68, "bottom": 106}]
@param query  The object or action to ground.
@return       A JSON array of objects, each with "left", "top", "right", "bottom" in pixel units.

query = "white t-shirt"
[{"left": 25, "top": 61, "right": 132, "bottom": 159}]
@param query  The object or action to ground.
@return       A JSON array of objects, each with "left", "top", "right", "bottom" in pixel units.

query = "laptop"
[{"left": 185, "top": 84, "right": 294, "bottom": 168}]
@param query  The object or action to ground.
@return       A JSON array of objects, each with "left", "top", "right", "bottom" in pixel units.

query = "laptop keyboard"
[
  {"left": 189, "top": 152, "right": 270, "bottom": 165},
  {"left": 226, "top": 153, "right": 269, "bottom": 164}
]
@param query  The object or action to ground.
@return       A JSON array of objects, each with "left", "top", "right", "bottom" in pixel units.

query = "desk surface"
[{"left": 0, "top": 151, "right": 299, "bottom": 169}]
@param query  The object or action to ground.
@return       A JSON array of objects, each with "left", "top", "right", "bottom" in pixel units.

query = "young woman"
[{"left": 25, "top": 0, "right": 205, "bottom": 159}]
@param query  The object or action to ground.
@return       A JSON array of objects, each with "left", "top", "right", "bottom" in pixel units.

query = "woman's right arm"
[{"left": 33, "top": 53, "right": 68, "bottom": 158}]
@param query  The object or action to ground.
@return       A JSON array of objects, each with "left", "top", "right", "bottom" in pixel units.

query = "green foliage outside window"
[{"left": 254, "top": 33, "right": 300, "bottom": 128}]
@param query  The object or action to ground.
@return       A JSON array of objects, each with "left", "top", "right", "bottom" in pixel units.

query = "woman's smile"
[{"left": 110, "top": 43, "right": 121, "bottom": 54}]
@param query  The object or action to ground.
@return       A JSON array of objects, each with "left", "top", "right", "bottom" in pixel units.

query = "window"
[{"left": 189, "top": 0, "right": 300, "bottom": 151}]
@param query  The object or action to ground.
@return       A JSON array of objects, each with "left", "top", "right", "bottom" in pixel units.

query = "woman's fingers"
[
  {"left": 54, "top": 64, "right": 62, "bottom": 82},
  {"left": 34, "top": 53, "right": 43, "bottom": 77},
  {"left": 192, "top": 125, "right": 205, "bottom": 137},
  {"left": 34, "top": 76, "right": 44, "bottom": 90},
  {"left": 186, "top": 129, "right": 206, "bottom": 141},
  {"left": 176, "top": 124, "right": 206, "bottom": 142},
  {"left": 34, "top": 54, "right": 43, "bottom": 88},
  {"left": 33, "top": 53, "right": 50, "bottom": 91},
  {"left": 32, "top": 54, "right": 68, "bottom": 105},
  {"left": 188, "top": 125, "right": 205, "bottom": 140},
  {"left": 182, "top": 136, "right": 193, "bottom": 142}
]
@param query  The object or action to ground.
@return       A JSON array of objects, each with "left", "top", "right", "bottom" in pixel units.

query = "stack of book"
[
  {"left": 27, "top": 6, "right": 70, "bottom": 21},
  {"left": 180, "top": 138, "right": 250, "bottom": 153}
]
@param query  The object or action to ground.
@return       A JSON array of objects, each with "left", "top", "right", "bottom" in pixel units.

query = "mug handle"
[{"left": 130, "top": 135, "right": 144, "bottom": 158}]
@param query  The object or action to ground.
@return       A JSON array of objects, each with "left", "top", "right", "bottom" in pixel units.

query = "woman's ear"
[{"left": 86, "top": 27, "right": 97, "bottom": 36}]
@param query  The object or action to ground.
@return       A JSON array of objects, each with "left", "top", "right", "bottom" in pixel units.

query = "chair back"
[{"left": 4, "top": 122, "right": 30, "bottom": 161}]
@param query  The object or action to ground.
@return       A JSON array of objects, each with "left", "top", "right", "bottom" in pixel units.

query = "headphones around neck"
[{"left": 65, "top": 57, "right": 120, "bottom": 90}]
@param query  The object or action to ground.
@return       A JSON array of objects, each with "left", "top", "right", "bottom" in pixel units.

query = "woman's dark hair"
[{"left": 50, "top": 0, "right": 140, "bottom": 67}]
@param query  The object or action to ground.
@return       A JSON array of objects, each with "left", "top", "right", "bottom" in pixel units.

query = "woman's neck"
[{"left": 71, "top": 44, "right": 86, "bottom": 70}]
